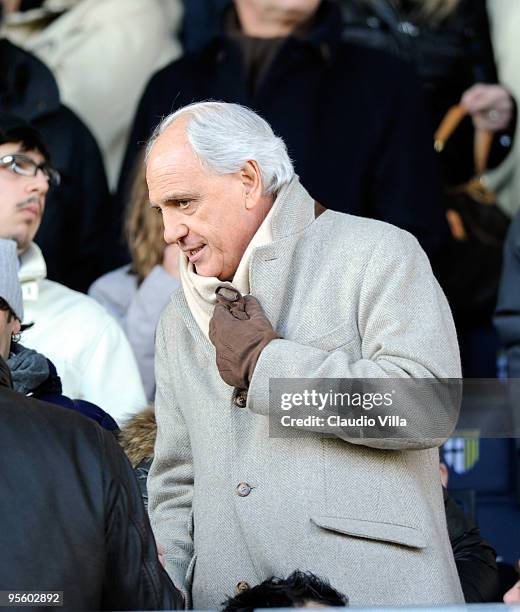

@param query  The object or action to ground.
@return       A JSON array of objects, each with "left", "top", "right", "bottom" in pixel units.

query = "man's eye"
[
  {"left": 13, "top": 159, "right": 35, "bottom": 174},
  {"left": 178, "top": 200, "right": 191, "bottom": 210}
]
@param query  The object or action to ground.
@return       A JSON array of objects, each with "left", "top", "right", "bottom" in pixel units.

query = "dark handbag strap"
[{"left": 434, "top": 104, "right": 494, "bottom": 175}]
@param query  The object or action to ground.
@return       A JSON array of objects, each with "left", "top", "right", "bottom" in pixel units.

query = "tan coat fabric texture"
[
  {"left": 1, "top": 0, "right": 183, "bottom": 188},
  {"left": 148, "top": 177, "right": 464, "bottom": 609}
]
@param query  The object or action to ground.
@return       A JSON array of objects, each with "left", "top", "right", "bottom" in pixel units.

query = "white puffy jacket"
[{"left": 19, "top": 243, "right": 147, "bottom": 425}]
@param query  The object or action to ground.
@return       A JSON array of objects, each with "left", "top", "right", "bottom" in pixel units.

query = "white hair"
[{"left": 145, "top": 101, "right": 294, "bottom": 194}]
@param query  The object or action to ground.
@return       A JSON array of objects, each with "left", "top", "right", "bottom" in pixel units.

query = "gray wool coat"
[{"left": 148, "top": 177, "right": 464, "bottom": 609}]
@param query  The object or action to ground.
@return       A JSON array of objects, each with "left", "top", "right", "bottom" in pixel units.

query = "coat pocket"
[{"left": 311, "top": 515, "right": 426, "bottom": 549}]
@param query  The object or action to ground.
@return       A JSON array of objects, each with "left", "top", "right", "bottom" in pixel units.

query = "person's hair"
[
  {"left": 126, "top": 152, "right": 166, "bottom": 285},
  {"left": 0, "top": 297, "right": 16, "bottom": 324},
  {"left": 0, "top": 127, "right": 50, "bottom": 162},
  {"left": 365, "top": 0, "right": 459, "bottom": 25},
  {"left": 145, "top": 101, "right": 294, "bottom": 195},
  {"left": 221, "top": 571, "right": 348, "bottom": 612}
]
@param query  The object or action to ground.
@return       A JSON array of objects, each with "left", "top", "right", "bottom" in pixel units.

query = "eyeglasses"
[{"left": 0, "top": 153, "right": 61, "bottom": 187}]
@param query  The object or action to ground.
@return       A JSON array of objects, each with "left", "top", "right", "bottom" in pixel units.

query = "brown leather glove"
[{"left": 209, "top": 288, "right": 280, "bottom": 389}]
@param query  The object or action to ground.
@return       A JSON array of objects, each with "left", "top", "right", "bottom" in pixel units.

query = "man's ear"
[{"left": 240, "top": 160, "right": 263, "bottom": 209}]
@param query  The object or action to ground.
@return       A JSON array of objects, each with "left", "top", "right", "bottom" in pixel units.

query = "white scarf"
[{"left": 180, "top": 191, "right": 280, "bottom": 339}]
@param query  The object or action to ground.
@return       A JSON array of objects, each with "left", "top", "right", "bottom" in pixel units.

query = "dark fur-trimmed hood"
[{"left": 118, "top": 406, "right": 156, "bottom": 467}]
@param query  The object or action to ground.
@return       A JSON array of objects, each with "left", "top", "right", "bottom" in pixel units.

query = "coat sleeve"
[
  {"left": 494, "top": 212, "right": 520, "bottom": 378},
  {"left": 100, "top": 425, "right": 184, "bottom": 610},
  {"left": 248, "top": 229, "right": 461, "bottom": 450},
  {"left": 147, "top": 314, "right": 195, "bottom": 607}
]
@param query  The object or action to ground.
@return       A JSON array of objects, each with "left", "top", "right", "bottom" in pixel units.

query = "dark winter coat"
[
  {"left": 119, "top": 0, "right": 447, "bottom": 261},
  {"left": 443, "top": 488, "right": 499, "bottom": 602},
  {"left": 180, "top": 0, "right": 231, "bottom": 52},
  {"left": 0, "top": 356, "right": 183, "bottom": 611},
  {"left": 0, "top": 39, "right": 111, "bottom": 292},
  {"left": 339, "top": 0, "right": 515, "bottom": 185}
]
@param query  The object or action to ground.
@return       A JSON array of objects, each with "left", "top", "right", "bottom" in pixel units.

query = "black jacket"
[
  {"left": 444, "top": 488, "right": 499, "bottom": 602},
  {"left": 0, "top": 39, "right": 111, "bottom": 292},
  {"left": 340, "top": 0, "right": 515, "bottom": 185},
  {"left": 0, "top": 357, "right": 183, "bottom": 611},
  {"left": 119, "top": 0, "right": 447, "bottom": 262}
]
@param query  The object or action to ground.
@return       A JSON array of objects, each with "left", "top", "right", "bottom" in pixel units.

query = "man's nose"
[
  {"left": 163, "top": 210, "right": 188, "bottom": 245},
  {"left": 26, "top": 169, "right": 49, "bottom": 196}
]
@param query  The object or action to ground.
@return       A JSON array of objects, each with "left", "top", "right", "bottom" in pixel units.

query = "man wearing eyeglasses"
[
  {"left": 0, "top": 11, "right": 111, "bottom": 293},
  {"left": 0, "top": 114, "right": 147, "bottom": 425}
]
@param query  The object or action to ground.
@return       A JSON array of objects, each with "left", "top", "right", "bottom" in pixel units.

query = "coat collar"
[
  {"left": 18, "top": 242, "right": 47, "bottom": 284},
  {"left": 266, "top": 173, "right": 316, "bottom": 240},
  {"left": 0, "top": 38, "right": 61, "bottom": 121},
  {"left": 248, "top": 176, "right": 317, "bottom": 328}
]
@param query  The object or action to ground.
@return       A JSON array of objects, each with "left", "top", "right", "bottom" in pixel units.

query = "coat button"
[
  {"left": 236, "top": 482, "right": 252, "bottom": 497},
  {"left": 235, "top": 581, "right": 251, "bottom": 594},
  {"left": 234, "top": 390, "right": 247, "bottom": 408}
]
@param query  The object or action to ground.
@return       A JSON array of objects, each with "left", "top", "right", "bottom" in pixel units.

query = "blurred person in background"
[
  {"left": 0, "top": 113, "right": 146, "bottom": 425},
  {"left": 180, "top": 0, "right": 230, "bottom": 52},
  {"left": 119, "top": 0, "right": 447, "bottom": 267},
  {"left": 485, "top": 0, "right": 520, "bottom": 220},
  {"left": 339, "top": 0, "right": 516, "bottom": 376},
  {"left": 0, "top": 3, "right": 110, "bottom": 292},
  {"left": 0, "top": 354, "right": 183, "bottom": 612},
  {"left": 495, "top": 212, "right": 520, "bottom": 378},
  {"left": 1, "top": 0, "right": 183, "bottom": 189},
  {"left": 1, "top": 237, "right": 118, "bottom": 430},
  {"left": 89, "top": 157, "right": 181, "bottom": 401},
  {"left": 339, "top": 0, "right": 514, "bottom": 146}
]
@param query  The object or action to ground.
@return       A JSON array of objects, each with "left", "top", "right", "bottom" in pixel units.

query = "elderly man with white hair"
[{"left": 146, "top": 101, "right": 464, "bottom": 609}]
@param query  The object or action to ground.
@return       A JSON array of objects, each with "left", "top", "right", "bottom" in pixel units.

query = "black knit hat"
[{"left": 0, "top": 113, "right": 50, "bottom": 161}]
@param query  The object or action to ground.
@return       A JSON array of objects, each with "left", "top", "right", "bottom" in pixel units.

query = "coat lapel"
[{"left": 249, "top": 177, "right": 317, "bottom": 329}]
